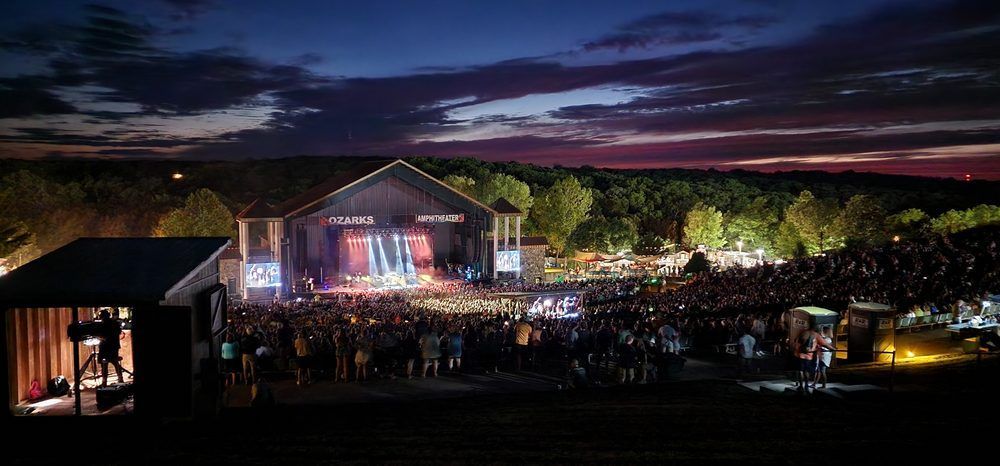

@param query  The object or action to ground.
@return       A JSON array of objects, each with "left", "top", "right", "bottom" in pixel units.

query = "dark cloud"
[
  {"left": 0, "top": 77, "right": 76, "bottom": 118},
  {"left": 583, "top": 10, "right": 777, "bottom": 52},
  {"left": 0, "top": 126, "right": 208, "bottom": 148},
  {"left": 160, "top": 0, "right": 215, "bottom": 21},
  {"left": 2, "top": 5, "right": 322, "bottom": 118},
  {"left": 1, "top": 0, "right": 998, "bottom": 179}
]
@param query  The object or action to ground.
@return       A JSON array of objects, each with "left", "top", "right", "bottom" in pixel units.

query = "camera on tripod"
[{"left": 67, "top": 320, "right": 105, "bottom": 343}]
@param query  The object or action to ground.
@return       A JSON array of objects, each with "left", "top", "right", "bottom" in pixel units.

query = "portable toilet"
[
  {"left": 847, "top": 302, "right": 895, "bottom": 363},
  {"left": 786, "top": 307, "right": 840, "bottom": 350}
]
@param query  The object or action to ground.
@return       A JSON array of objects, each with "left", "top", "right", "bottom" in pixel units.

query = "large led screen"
[
  {"left": 245, "top": 262, "right": 281, "bottom": 288},
  {"left": 496, "top": 251, "right": 521, "bottom": 272}
]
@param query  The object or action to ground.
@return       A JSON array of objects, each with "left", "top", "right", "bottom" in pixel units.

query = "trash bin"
[{"left": 847, "top": 302, "right": 895, "bottom": 363}]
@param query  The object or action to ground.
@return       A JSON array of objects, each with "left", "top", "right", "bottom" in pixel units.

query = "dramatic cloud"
[
  {"left": 0, "top": 0, "right": 998, "bottom": 178},
  {"left": 160, "top": 0, "right": 216, "bottom": 21},
  {"left": 583, "top": 11, "right": 777, "bottom": 52}
]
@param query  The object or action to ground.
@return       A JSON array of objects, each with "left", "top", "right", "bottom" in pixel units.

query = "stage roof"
[
  {"left": 277, "top": 159, "right": 398, "bottom": 217},
  {"left": 238, "top": 158, "right": 500, "bottom": 220},
  {"left": 0, "top": 237, "right": 230, "bottom": 306}
]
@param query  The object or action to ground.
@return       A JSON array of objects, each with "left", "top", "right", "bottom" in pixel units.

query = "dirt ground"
[{"left": 10, "top": 354, "right": 998, "bottom": 464}]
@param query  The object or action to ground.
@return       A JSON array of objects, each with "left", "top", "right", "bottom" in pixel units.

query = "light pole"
[
  {"left": 755, "top": 248, "right": 764, "bottom": 265},
  {"left": 736, "top": 240, "right": 743, "bottom": 253}
]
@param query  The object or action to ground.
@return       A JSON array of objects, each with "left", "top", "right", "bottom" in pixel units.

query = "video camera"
[{"left": 67, "top": 320, "right": 106, "bottom": 342}]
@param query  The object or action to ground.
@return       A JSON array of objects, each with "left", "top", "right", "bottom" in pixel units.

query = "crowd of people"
[{"left": 222, "top": 227, "right": 1000, "bottom": 391}]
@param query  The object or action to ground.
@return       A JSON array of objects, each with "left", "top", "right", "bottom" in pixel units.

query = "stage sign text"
[
  {"left": 417, "top": 214, "right": 465, "bottom": 223},
  {"left": 322, "top": 215, "right": 375, "bottom": 226}
]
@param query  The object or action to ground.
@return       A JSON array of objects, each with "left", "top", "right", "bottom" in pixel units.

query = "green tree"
[
  {"left": 0, "top": 170, "right": 89, "bottom": 253},
  {"left": 155, "top": 189, "right": 235, "bottom": 238},
  {"left": 569, "top": 216, "right": 639, "bottom": 253},
  {"left": 834, "top": 194, "right": 888, "bottom": 248},
  {"left": 475, "top": 173, "right": 534, "bottom": 217},
  {"left": 724, "top": 195, "right": 780, "bottom": 252},
  {"left": 682, "top": 203, "right": 725, "bottom": 248},
  {"left": 532, "top": 176, "right": 593, "bottom": 258},
  {"left": 785, "top": 190, "right": 841, "bottom": 253},
  {"left": 683, "top": 251, "right": 711, "bottom": 274},
  {"left": 774, "top": 220, "right": 811, "bottom": 258},
  {"left": 886, "top": 208, "right": 929, "bottom": 240},
  {"left": 930, "top": 209, "right": 975, "bottom": 235},
  {"left": 0, "top": 220, "right": 33, "bottom": 259},
  {"left": 968, "top": 204, "right": 1000, "bottom": 227},
  {"left": 659, "top": 180, "right": 700, "bottom": 243},
  {"left": 442, "top": 175, "right": 477, "bottom": 197},
  {"left": 928, "top": 205, "right": 1000, "bottom": 235},
  {"left": 633, "top": 233, "right": 669, "bottom": 255}
]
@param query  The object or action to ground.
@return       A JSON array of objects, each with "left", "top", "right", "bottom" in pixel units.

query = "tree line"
[{"left": 2, "top": 155, "right": 999, "bottom": 267}]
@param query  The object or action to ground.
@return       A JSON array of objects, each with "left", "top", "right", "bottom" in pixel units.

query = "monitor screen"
[
  {"left": 245, "top": 262, "right": 281, "bottom": 288},
  {"left": 496, "top": 251, "right": 521, "bottom": 272}
]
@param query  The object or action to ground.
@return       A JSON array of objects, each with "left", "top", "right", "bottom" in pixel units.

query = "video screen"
[
  {"left": 496, "top": 251, "right": 521, "bottom": 272},
  {"left": 245, "top": 262, "right": 281, "bottom": 288}
]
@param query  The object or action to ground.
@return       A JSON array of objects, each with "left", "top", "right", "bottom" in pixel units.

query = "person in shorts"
[
  {"left": 221, "top": 333, "right": 240, "bottom": 386},
  {"left": 294, "top": 331, "right": 312, "bottom": 386},
  {"left": 813, "top": 327, "right": 835, "bottom": 389}
]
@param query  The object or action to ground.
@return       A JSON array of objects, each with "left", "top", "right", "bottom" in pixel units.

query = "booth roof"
[
  {"left": 0, "top": 237, "right": 230, "bottom": 306},
  {"left": 792, "top": 306, "right": 839, "bottom": 316}
]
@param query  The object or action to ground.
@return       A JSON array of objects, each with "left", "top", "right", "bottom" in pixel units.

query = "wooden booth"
[{"left": 1, "top": 237, "right": 230, "bottom": 419}]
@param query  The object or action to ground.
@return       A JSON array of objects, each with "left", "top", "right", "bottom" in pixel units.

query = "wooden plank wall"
[{"left": 6, "top": 307, "right": 77, "bottom": 404}]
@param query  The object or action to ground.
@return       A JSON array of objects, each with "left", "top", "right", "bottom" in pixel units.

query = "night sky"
[{"left": 1, "top": 0, "right": 998, "bottom": 178}]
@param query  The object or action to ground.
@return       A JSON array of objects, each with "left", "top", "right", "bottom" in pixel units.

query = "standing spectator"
[
  {"left": 813, "top": 327, "right": 835, "bottom": 389},
  {"left": 480, "top": 324, "right": 502, "bottom": 373},
  {"left": 658, "top": 321, "right": 679, "bottom": 354},
  {"left": 617, "top": 335, "right": 637, "bottom": 384},
  {"left": 567, "top": 359, "right": 589, "bottom": 389},
  {"left": 737, "top": 330, "right": 756, "bottom": 377},
  {"left": 221, "top": 333, "right": 240, "bottom": 387},
  {"left": 355, "top": 335, "right": 374, "bottom": 382},
  {"left": 564, "top": 324, "right": 580, "bottom": 361},
  {"left": 400, "top": 330, "right": 419, "bottom": 379},
  {"left": 446, "top": 327, "right": 464, "bottom": 372},
  {"left": 376, "top": 330, "right": 400, "bottom": 379},
  {"left": 751, "top": 317, "right": 767, "bottom": 355},
  {"left": 293, "top": 331, "right": 312, "bottom": 386},
  {"left": 794, "top": 326, "right": 835, "bottom": 390},
  {"left": 239, "top": 327, "right": 259, "bottom": 384},
  {"left": 419, "top": 327, "right": 442, "bottom": 377},
  {"left": 529, "top": 324, "right": 546, "bottom": 368},
  {"left": 334, "top": 330, "right": 350, "bottom": 382},
  {"left": 794, "top": 329, "right": 816, "bottom": 390},
  {"left": 514, "top": 319, "right": 532, "bottom": 371},
  {"left": 594, "top": 322, "right": 614, "bottom": 380}
]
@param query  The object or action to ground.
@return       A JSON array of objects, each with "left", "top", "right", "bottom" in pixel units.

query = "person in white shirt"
[
  {"left": 737, "top": 331, "right": 756, "bottom": 377},
  {"left": 813, "top": 327, "right": 835, "bottom": 388},
  {"left": 657, "top": 322, "right": 679, "bottom": 354}
]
